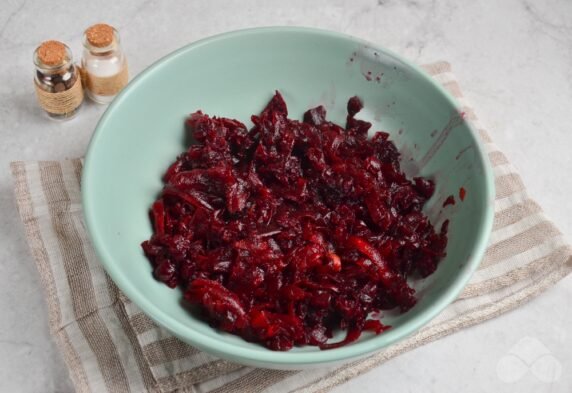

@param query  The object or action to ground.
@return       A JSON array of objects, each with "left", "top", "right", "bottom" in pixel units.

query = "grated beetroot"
[{"left": 141, "top": 92, "right": 448, "bottom": 351}]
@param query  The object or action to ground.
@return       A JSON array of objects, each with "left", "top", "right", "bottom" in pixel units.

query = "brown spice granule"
[
  {"left": 37, "top": 40, "right": 66, "bottom": 66},
  {"left": 86, "top": 23, "right": 114, "bottom": 48}
]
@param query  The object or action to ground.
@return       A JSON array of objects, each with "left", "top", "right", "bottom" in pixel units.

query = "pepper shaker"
[
  {"left": 81, "top": 23, "right": 129, "bottom": 104},
  {"left": 33, "top": 41, "right": 83, "bottom": 120}
]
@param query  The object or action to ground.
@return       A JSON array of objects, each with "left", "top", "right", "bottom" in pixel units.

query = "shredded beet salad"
[{"left": 141, "top": 92, "right": 448, "bottom": 351}]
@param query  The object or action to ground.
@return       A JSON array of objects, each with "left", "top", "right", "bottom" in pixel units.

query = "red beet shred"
[
  {"left": 443, "top": 195, "right": 456, "bottom": 207},
  {"left": 141, "top": 92, "right": 448, "bottom": 351},
  {"left": 459, "top": 187, "right": 467, "bottom": 201}
]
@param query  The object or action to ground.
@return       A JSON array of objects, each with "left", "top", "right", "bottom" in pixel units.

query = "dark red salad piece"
[
  {"left": 459, "top": 187, "right": 467, "bottom": 201},
  {"left": 141, "top": 92, "right": 448, "bottom": 351},
  {"left": 443, "top": 195, "right": 456, "bottom": 207}
]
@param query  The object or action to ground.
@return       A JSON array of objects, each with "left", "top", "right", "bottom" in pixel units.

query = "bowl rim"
[{"left": 83, "top": 26, "right": 495, "bottom": 366}]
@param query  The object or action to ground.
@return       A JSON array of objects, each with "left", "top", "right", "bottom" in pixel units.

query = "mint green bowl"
[{"left": 83, "top": 27, "right": 494, "bottom": 369}]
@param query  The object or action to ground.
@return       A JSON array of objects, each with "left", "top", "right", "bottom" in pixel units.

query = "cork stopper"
[
  {"left": 85, "top": 23, "right": 115, "bottom": 48},
  {"left": 37, "top": 40, "right": 67, "bottom": 66}
]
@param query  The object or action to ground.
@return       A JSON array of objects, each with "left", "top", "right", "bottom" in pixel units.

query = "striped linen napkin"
[{"left": 11, "top": 62, "right": 572, "bottom": 393}]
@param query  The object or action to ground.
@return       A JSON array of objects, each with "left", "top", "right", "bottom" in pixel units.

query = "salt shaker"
[
  {"left": 81, "top": 23, "right": 129, "bottom": 104},
  {"left": 33, "top": 41, "right": 83, "bottom": 120}
]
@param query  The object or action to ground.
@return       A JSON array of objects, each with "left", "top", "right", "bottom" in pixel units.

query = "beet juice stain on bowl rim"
[{"left": 82, "top": 27, "right": 495, "bottom": 368}]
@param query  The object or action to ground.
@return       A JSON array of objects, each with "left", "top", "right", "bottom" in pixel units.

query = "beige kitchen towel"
[{"left": 11, "top": 62, "right": 572, "bottom": 393}]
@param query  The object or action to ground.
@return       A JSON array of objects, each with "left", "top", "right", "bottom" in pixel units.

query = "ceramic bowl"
[{"left": 83, "top": 27, "right": 494, "bottom": 369}]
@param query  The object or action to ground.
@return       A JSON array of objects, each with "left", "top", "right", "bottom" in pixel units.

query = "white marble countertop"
[{"left": 1, "top": 0, "right": 571, "bottom": 391}]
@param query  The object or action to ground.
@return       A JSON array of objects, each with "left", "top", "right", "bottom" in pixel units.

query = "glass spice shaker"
[
  {"left": 81, "top": 23, "right": 129, "bottom": 104},
  {"left": 33, "top": 40, "right": 83, "bottom": 120}
]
